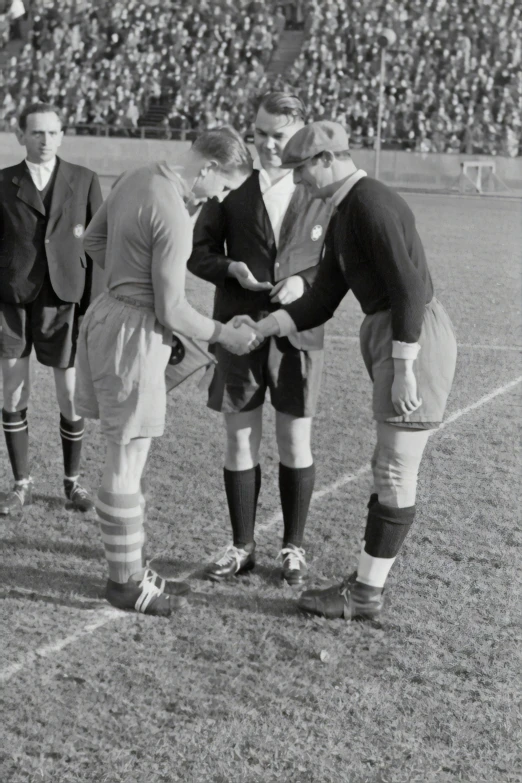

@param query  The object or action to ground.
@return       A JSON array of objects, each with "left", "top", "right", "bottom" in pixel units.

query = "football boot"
[
  {"left": 204, "top": 542, "right": 256, "bottom": 581},
  {"left": 0, "top": 478, "right": 33, "bottom": 516},
  {"left": 279, "top": 544, "right": 308, "bottom": 586},
  {"left": 298, "top": 572, "right": 384, "bottom": 621}
]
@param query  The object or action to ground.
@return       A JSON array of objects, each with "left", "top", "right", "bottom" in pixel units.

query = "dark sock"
[
  {"left": 279, "top": 462, "right": 315, "bottom": 547},
  {"left": 2, "top": 408, "right": 29, "bottom": 481},
  {"left": 363, "top": 501, "right": 416, "bottom": 558},
  {"left": 223, "top": 465, "right": 261, "bottom": 548},
  {"left": 60, "top": 415, "right": 85, "bottom": 478}
]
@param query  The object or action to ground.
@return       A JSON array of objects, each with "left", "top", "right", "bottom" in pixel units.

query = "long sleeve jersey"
[
  {"left": 283, "top": 176, "right": 434, "bottom": 344},
  {"left": 83, "top": 162, "right": 216, "bottom": 342}
]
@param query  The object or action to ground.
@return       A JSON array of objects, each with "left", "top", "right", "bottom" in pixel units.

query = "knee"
[
  {"left": 2, "top": 379, "right": 30, "bottom": 412},
  {"left": 226, "top": 428, "right": 259, "bottom": 469},
  {"left": 372, "top": 445, "right": 419, "bottom": 508},
  {"left": 277, "top": 435, "right": 312, "bottom": 468},
  {"left": 276, "top": 418, "right": 312, "bottom": 468}
]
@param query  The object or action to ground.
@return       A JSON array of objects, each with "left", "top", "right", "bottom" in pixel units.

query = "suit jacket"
[
  {"left": 0, "top": 157, "right": 103, "bottom": 311},
  {"left": 188, "top": 171, "right": 334, "bottom": 350}
]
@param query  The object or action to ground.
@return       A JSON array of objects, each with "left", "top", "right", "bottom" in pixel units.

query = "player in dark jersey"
[{"left": 236, "top": 121, "right": 457, "bottom": 621}]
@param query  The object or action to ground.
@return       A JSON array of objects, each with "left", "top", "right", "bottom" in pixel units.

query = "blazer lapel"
[
  {"left": 277, "top": 184, "right": 305, "bottom": 254},
  {"left": 13, "top": 165, "right": 45, "bottom": 216},
  {"left": 46, "top": 158, "right": 73, "bottom": 235},
  {"left": 251, "top": 171, "right": 276, "bottom": 249}
]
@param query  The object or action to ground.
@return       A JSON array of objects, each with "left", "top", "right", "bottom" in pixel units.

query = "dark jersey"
[{"left": 284, "top": 176, "right": 434, "bottom": 343}]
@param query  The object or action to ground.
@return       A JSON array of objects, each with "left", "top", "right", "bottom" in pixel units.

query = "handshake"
[
  {"left": 216, "top": 315, "right": 272, "bottom": 356},
  {"left": 213, "top": 261, "right": 304, "bottom": 355}
]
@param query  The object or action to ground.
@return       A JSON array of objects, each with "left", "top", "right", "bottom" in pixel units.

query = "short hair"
[
  {"left": 192, "top": 126, "right": 253, "bottom": 174},
  {"left": 18, "top": 102, "right": 63, "bottom": 131},
  {"left": 255, "top": 91, "right": 307, "bottom": 123}
]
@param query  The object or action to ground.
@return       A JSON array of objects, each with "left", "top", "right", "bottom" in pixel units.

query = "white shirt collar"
[
  {"left": 25, "top": 157, "right": 57, "bottom": 175},
  {"left": 253, "top": 156, "right": 295, "bottom": 195},
  {"left": 328, "top": 169, "right": 367, "bottom": 207}
]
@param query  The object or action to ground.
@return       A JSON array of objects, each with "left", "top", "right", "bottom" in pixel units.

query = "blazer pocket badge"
[
  {"left": 311, "top": 225, "right": 323, "bottom": 241},
  {"left": 73, "top": 224, "right": 84, "bottom": 238}
]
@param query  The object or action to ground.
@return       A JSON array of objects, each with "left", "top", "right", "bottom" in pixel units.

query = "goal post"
[{"left": 458, "top": 160, "right": 511, "bottom": 194}]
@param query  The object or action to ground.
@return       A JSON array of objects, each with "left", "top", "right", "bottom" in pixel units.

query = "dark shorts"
[
  {"left": 208, "top": 336, "right": 324, "bottom": 418},
  {"left": 0, "top": 274, "right": 79, "bottom": 369},
  {"left": 360, "top": 297, "right": 457, "bottom": 430}
]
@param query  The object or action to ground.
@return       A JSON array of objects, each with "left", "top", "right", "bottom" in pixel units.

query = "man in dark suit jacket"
[
  {"left": 188, "top": 92, "right": 333, "bottom": 586},
  {"left": 0, "top": 101, "right": 103, "bottom": 516}
]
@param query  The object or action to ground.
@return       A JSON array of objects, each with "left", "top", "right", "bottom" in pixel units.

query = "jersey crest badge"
[
  {"left": 311, "top": 225, "right": 323, "bottom": 241},
  {"left": 73, "top": 224, "right": 84, "bottom": 238}
]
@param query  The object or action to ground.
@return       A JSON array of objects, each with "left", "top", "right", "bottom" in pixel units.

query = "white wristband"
[{"left": 392, "top": 341, "right": 421, "bottom": 360}]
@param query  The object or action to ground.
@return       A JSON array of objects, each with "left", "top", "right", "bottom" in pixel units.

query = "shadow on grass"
[
  {"left": 0, "top": 564, "right": 105, "bottom": 609},
  {"left": 1, "top": 535, "right": 103, "bottom": 561},
  {"left": 191, "top": 588, "right": 302, "bottom": 619},
  {"left": 31, "top": 492, "right": 98, "bottom": 518},
  {"left": 149, "top": 557, "right": 283, "bottom": 586}
]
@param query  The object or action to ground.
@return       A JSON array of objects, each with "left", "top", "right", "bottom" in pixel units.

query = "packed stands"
[
  {"left": 286, "top": 0, "right": 522, "bottom": 156},
  {"left": 0, "top": 0, "right": 280, "bottom": 137},
  {"left": 0, "top": 0, "right": 520, "bottom": 155}
]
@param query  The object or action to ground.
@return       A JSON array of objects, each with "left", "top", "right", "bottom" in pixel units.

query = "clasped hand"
[{"left": 219, "top": 318, "right": 264, "bottom": 356}]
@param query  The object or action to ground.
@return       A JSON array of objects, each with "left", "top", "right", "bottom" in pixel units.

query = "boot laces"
[
  {"left": 215, "top": 544, "right": 249, "bottom": 568},
  {"left": 279, "top": 545, "right": 306, "bottom": 570}
]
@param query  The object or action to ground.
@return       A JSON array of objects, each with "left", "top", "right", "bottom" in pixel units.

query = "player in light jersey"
[{"left": 76, "top": 128, "right": 263, "bottom": 616}]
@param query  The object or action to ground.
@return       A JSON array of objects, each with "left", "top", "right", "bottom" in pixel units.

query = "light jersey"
[
  {"left": 100, "top": 162, "right": 193, "bottom": 307},
  {"left": 83, "top": 162, "right": 215, "bottom": 341}
]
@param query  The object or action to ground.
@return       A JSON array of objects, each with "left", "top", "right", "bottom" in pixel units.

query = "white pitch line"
[
  {"left": 437, "top": 375, "right": 522, "bottom": 431},
  {"left": 256, "top": 374, "right": 522, "bottom": 537},
  {"left": 326, "top": 335, "right": 522, "bottom": 352},
  {"left": 2, "top": 374, "right": 521, "bottom": 684},
  {"left": 0, "top": 607, "right": 125, "bottom": 684}
]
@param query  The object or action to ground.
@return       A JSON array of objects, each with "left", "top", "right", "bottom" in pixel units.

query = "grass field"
[{"left": 1, "top": 193, "right": 521, "bottom": 783}]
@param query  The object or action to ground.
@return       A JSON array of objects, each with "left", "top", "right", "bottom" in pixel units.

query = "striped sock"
[
  {"left": 96, "top": 488, "right": 144, "bottom": 583},
  {"left": 2, "top": 408, "right": 29, "bottom": 481},
  {"left": 60, "top": 415, "right": 85, "bottom": 479}
]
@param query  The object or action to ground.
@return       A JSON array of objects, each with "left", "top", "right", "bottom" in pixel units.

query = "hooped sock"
[
  {"left": 2, "top": 408, "right": 29, "bottom": 481},
  {"left": 96, "top": 488, "right": 144, "bottom": 583},
  {"left": 60, "top": 414, "right": 85, "bottom": 479}
]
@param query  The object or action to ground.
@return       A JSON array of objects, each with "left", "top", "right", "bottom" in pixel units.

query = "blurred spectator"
[
  {"left": 0, "top": 0, "right": 519, "bottom": 155},
  {"left": 7, "top": 0, "right": 25, "bottom": 40}
]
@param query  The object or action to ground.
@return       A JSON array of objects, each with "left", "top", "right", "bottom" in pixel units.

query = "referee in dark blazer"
[
  {"left": 0, "top": 102, "right": 103, "bottom": 516},
  {"left": 188, "top": 92, "right": 333, "bottom": 586}
]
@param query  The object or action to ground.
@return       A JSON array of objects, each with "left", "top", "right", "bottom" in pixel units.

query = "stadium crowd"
[
  {"left": 0, "top": 0, "right": 520, "bottom": 155},
  {"left": 287, "top": 0, "right": 522, "bottom": 156}
]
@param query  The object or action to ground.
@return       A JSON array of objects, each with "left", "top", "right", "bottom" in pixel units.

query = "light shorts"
[
  {"left": 360, "top": 297, "right": 457, "bottom": 429},
  {"left": 74, "top": 292, "right": 172, "bottom": 445},
  {"left": 208, "top": 336, "right": 324, "bottom": 418}
]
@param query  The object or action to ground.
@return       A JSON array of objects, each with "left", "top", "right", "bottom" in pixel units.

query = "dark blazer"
[
  {"left": 188, "top": 171, "right": 333, "bottom": 351},
  {"left": 0, "top": 157, "right": 103, "bottom": 311}
]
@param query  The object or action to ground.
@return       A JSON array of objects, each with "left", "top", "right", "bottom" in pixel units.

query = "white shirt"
[
  {"left": 25, "top": 157, "right": 57, "bottom": 191},
  {"left": 254, "top": 157, "right": 295, "bottom": 247}
]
